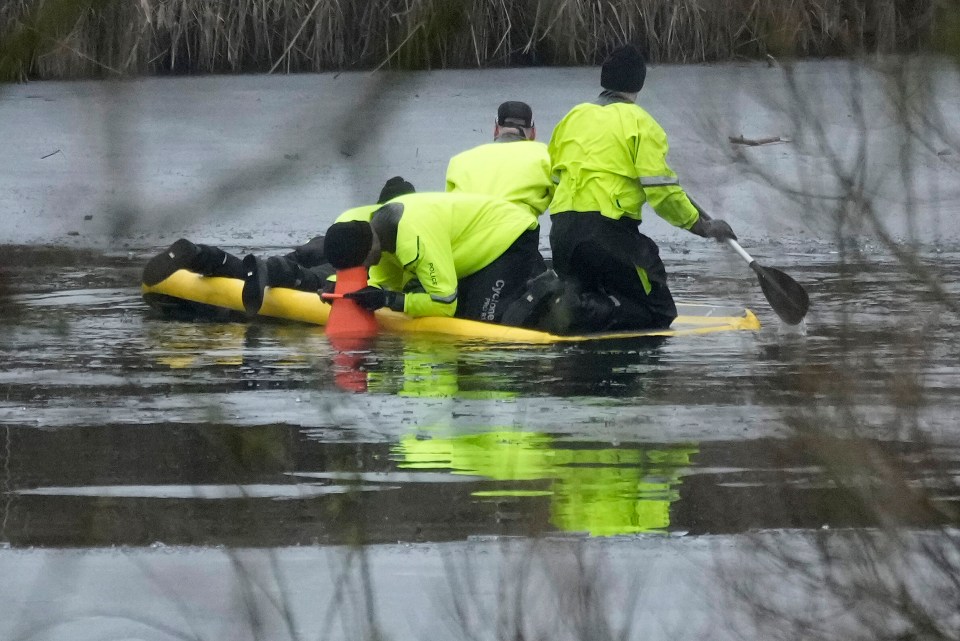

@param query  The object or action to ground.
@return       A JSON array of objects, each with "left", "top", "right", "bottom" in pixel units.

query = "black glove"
[
  {"left": 319, "top": 279, "right": 336, "bottom": 296},
  {"left": 690, "top": 216, "right": 738, "bottom": 242},
  {"left": 343, "top": 286, "right": 405, "bottom": 312}
]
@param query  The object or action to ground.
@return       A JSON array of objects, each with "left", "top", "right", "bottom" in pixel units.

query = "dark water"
[{"left": 2, "top": 244, "right": 959, "bottom": 547}]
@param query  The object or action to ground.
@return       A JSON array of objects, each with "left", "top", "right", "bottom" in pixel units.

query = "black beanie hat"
[
  {"left": 600, "top": 45, "right": 646, "bottom": 93},
  {"left": 497, "top": 101, "right": 534, "bottom": 128},
  {"left": 324, "top": 221, "right": 373, "bottom": 270},
  {"left": 377, "top": 176, "right": 415, "bottom": 203}
]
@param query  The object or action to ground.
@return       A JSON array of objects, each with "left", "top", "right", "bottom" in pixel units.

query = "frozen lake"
[{"left": 1, "top": 59, "right": 959, "bottom": 640}]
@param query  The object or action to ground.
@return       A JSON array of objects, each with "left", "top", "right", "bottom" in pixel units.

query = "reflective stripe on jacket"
[
  {"left": 445, "top": 140, "right": 554, "bottom": 220},
  {"left": 547, "top": 101, "right": 699, "bottom": 229},
  {"left": 367, "top": 192, "right": 538, "bottom": 318}
]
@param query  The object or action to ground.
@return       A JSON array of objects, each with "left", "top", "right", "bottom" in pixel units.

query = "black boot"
[
  {"left": 268, "top": 256, "right": 333, "bottom": 292},
  {"left": 537, "top": 283, "right": 617, "bottom": 335},
  {"left": 574, "top": 292, "right": 618, "bottom": 333},
  {"left": 241, "top": 255, "right": 269, "bottom": 315},
  {"left": 290, "top": 236, "right": 326, "bottom": 268},
  {"left": 602, "top": 294, "right": 672, "bottom": 331},
  {"left": 192, "top": 245, "right": 245, "bottom": 279},
  {"left": 143, "top": 238, "right": 202, "bottom": 286},
  {"left": 537, "top": 280, "right": 581, "bottom": 335},
  {"left": 501, "top": 269, "right": 564, "bottom": 328}
]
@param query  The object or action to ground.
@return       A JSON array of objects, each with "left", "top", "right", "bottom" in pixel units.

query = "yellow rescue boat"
[{"left": 142, "top": 269, "right": 760, "bottom": 343}]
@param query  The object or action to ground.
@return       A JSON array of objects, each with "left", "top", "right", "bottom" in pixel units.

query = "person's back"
[
  {"left": 372, "top": 191, "right": 538, "bottom": 288},
  {"left": 238, "top": 176, "right": 416, "bottom": 313},
  {"left": 326, "top": 191, "right": 543, "bottom": 322},
  {"left": 549, "top": 101, "right": 693, "bottom": 228},
  {"left": 445, "top": 101, "right": 554, "bottom": 220}
]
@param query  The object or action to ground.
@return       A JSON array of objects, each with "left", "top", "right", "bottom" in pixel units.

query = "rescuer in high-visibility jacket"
[
  {"left": 322, "top": 192, "right": 546, "bottom": 324},
  {"left": 237, "top": 177, "right": 415, "bottom": 313},
  {"left": 445, "top": 101, "right": 554, "bottom": 221},
  {"left": 544, "top": 44, "right": 738, "bottom": 334}
]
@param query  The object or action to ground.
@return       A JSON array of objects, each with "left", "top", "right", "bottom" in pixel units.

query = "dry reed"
[{"left": 0, "top": 0, "right": 942, "bottom": 80}]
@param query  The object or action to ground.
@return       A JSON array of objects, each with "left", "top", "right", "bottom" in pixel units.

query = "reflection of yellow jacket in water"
[
  {"left": 395, "top": 430, "right": 697, "bottom": 536},
  {"left": 365, "top": 339, "right": 517, "bottom": 400}
]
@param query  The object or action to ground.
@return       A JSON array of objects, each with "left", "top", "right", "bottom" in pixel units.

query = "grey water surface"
[
  {"left": 1, "top": 241, "right": 958, "bottom": 546},
  {"left": 1, "top": 61, "right": 959, "bottom": 641}
]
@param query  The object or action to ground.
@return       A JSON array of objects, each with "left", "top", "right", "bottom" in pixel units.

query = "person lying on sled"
[
  {"left": 239, "top": 176, "right": 415, "bottom": 314},
  {"left": 141, "top": 176, "right": 415, "bottom": 310},
  {"left": 322, "top": 191, "right": 558, "bottom": 327}
]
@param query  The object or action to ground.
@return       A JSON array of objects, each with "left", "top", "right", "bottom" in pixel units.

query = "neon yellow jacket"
[
  {"left": 445, "top": 140, "right": 554, "bottom": 220},
  {"left": 548, "top": 101, "right": 699, "bottom": 228},
  {"left": 367, "top": 192, "right": 538, "bottom": 318},
  {"left": 334, "top": 204, "right": 378, "bottom": 223}
]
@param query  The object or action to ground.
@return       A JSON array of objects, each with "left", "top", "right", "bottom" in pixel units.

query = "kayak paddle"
[
  {"left": 692, "top": 201, "right": 810, "bottom": 325},
  {"left": 722, "top": 237, "right": 809, "bottom": 325}
]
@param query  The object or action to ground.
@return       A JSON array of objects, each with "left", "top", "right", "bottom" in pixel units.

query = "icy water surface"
[
  {"left": 3, "top": 61, "right": 960, "bottom": 641},
  {"left": 2, "top": 244, "right": 959, "bottom": 547}
]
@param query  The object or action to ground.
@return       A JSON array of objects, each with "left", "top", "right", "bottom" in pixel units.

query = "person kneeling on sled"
[
  {"left": 544, "top": 43, "right": 737, "bottom": 334},
  {"left": 445, "top": 100, "right": 554, "bottom": 222},
  {"left": 321, "top": 191, "right": 560, "bottom": 328}
]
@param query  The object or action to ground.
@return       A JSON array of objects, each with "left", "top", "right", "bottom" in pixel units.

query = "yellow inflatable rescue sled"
[{"left": 142, "top": 269, "right": 760, "bottom": 344}]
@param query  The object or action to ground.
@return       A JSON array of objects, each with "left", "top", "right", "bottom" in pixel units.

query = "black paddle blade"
[{"left": 750, "top": 262, "right": 810, "bottom": 325}]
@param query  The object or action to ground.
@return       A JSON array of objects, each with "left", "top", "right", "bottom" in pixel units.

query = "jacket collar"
[
  {"left": 595, "top": 90, "right": 635, "bottom": 106},
  {"left": 494, "top": 130, "right": 528, "bottom": 142}
]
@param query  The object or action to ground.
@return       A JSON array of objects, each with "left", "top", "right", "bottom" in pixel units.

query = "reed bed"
[{"left": 0, "top": 0, "right": 942, "bottom": 80}]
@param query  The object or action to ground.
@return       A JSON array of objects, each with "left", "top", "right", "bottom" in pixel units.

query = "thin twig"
[{"left": 268, "top": 0, "right": 325, "bottom": 74}]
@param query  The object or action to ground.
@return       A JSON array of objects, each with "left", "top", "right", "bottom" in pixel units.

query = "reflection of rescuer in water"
[
  {"left": 395, "top": 430, "right": 698, "bottom": 536},
  {"left": 445, "top": 100, "right": 554, "bottom": 221},
  {"left": 323, "top": 192, "right": 552, "bottom": 326},
  {"left": 543, "top": 44, "right": 739, "bottom": 335}
]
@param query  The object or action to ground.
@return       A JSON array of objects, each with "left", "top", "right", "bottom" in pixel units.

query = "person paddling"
[{"left": 544, "top": 44, "right": 738, "bottom": 334}]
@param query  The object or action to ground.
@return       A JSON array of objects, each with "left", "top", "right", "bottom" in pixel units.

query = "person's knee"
[
  {"left": 607, "top": 292, "right": 675, "bottom": 331},
  {"left": 500, "top": 270, "right": 563, "bottom": 328}
]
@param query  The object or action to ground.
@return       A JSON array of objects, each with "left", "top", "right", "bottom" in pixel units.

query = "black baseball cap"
[{"left": 497, "top": 101, "right": 534, "bottom": 128}]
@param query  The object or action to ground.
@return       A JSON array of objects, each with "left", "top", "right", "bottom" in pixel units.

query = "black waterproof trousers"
[
  {"left": 455, "top": 229, "right": 546, "bottom": 323},
  {"left": 146, "top": 237, "right": 332, "bottom": 289},
  {"left": 549, "top": 211, "right": 677, "bottom": 331}
]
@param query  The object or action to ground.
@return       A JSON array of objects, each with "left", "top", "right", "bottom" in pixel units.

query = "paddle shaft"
[
  {"left": 689, "top": 198, "right": 810, "bottom": 325},
  {"left": 725, "top": 238, "right": 755, "bottom": 265}
]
